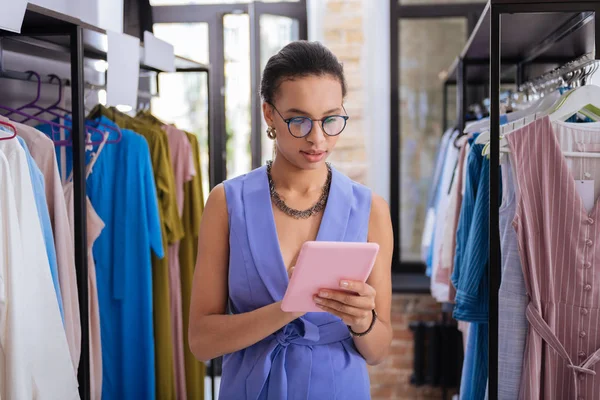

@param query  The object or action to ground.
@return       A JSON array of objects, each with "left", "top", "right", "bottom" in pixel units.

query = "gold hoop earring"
[{"left": 267, "top": 126, "right": 277, "bottom": 140}]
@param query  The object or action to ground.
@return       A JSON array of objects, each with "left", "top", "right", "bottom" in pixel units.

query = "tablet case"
[{"left": 281, "top": 241, "right": 380, "bottom": 313}]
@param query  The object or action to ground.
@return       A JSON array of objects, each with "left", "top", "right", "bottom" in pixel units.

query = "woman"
[{"left": 189, "top": 40, "right": 393, "bottom": 399}]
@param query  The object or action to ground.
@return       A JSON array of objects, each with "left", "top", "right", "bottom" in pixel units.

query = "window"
[
  {"left": 259, "top": 14, "right": 300, "bottom": 164},
  {"left": 224, "top": 14, "right": 253, "bottom": 179},
  {"left": 152, "top": 23, "right": 211, "bottom": 199},
  {"left": 399, "top": 18, "right": 467, "bottom": 262}
]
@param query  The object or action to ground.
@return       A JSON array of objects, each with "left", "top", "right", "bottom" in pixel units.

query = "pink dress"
[
  {"left": 164, "top": 125, "right": 196, "bottom": 400},
  {"left": 507, "top": 116, "right": 600, "bottom": 400}
]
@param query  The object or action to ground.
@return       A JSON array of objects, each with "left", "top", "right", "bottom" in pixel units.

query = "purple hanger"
[
  {"left": 31, "top": 73, "right": 122, "bottom": 145},
  {"left": 0, "top": 104, "right": 70, "bottom": 145},
  {"left": 0, "top": 105, "right": 108, "bottom": 147},
  {"left": 3, "top": 71, "right": 66, "bottom": 123}
]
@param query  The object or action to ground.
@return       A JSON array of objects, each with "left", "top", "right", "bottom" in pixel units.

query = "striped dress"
[{"left": 506, "top": 116, "right": 600, "bottom": 400}]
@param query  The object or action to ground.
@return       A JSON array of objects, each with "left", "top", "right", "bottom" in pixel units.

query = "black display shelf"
[
  {"left": 442, "top": 1, "right": 595, "bottom": 84},
  {"left": 19, "top": 3, "right": 210, "bottom": 73},
  {"left": 437, "top": 1, "right": 600, "bottom": 399}
]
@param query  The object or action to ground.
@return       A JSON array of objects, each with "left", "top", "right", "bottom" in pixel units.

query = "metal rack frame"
[
  {"left": 439, "top": 1, "right": 600, "bottom": 399},
  {"left": 0, "top": 5, "right": 210, "bottom": 400},
  {"left": 488, "top": 2, "right": 600, "bottom": 398}
]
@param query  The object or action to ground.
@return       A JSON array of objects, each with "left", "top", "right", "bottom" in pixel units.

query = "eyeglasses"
[{"left": 270, "top": 104, "right": 349, "bottom": 138}]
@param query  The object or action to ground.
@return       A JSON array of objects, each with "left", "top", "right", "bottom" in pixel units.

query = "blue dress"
[{"left": 220, "top": 165, "right": 373, "bottom": 400}]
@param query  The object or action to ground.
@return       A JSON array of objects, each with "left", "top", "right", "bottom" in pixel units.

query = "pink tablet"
[{"left": 281, "top": 241, "right": 380, "bottom": 313}]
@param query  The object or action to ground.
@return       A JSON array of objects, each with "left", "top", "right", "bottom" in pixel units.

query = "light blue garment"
[
  {"left": 37, "top": 116, "right": 163, "bottom": 399},
  {"left": 220, "top": 165, "right": 372, "bottom": 400},
  {"left": 17, "top": 136, "right": 64, "bottom": 322},
  {"left": 422, "top": 128, "right": 455, "bottom": 264},
  {"left": 427, "top": 130, "right": 460, "bottom": 277},
  {"left": 498, "top": 157, "right": 528, "bottom": 400}
]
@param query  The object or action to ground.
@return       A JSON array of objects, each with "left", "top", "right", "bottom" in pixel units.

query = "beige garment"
[
  {"left": 164, "top": 125, "right": 196, "bottom": 400},
  {"left": 6, "top": 117, "right": 81, "bottom": 370},
  {"left": 436, "top": 141, "right": 471, "bottom": 299},
  {"left": 62, "top": 133, "right": 108, "bottom": 400},
  {"left": 64, "top": 187, "right": 104, "bottom": 400}
]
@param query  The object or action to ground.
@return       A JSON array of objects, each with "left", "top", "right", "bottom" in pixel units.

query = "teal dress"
[{"left": 221, "top": 165, "right": 373, "bottom": 400}]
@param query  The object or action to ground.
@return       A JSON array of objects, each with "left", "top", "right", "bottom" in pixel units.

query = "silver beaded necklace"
[{"left": 266, "top": 160, "right": 332, "bottom": 219}]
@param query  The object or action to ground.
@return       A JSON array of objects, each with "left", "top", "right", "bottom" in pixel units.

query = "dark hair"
[{"left": 260, "top": 40, "right": 347, "bottom": 104}]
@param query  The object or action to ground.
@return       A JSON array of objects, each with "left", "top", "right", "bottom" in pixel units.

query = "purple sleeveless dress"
[{"left": 220, "top": 165, "right": 373, "bottom": 400}]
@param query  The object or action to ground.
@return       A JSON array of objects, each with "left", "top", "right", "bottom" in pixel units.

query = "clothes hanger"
[
  {"left": 547, "top": 84, "right": 600, "bottom": 121},
  {"left": 474, "top": 91, "right": 562, "bottom": 146},
  {"left": 0, "top": 103, "right": 108, "bottom": 147},
  {"left": 27, "top": 74, "right": 122, "bottom": 145},
  {"left": 0, "top": 104, "right": 71, "bottom": 145},
  {"left": 0, "top": 119, "right": 17, "bottom": 141},
  {"left": 478, "top": 63, "right": 600, "bottom": 148},
  {"left": 3, "top": 71, "right": 66, "bottom": 123}
]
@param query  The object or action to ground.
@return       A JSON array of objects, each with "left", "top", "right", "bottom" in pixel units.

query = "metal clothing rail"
[
  {"left": 518, "top": 52, "right": 597, "bottom": 94},
  {"left": 439, "top": 1, "right": 600, "bottom": 399},
  {"left": 489, "top": 3, "right": 600, "bottom": 399},
  {"left": 0, "top": 5, "right": 210, "bottom": 400}
]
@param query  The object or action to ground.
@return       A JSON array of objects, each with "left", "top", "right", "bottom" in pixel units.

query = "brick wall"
[
  {"left": 321, "top": 0, "right": 368, "bottom": 184},
  {"left": 368, "top": 294, "right": 454, "bottom": 400}
]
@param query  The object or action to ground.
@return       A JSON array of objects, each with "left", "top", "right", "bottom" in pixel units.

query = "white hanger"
[
  {"left": 548, "top": 85, "right": 600, "bottom": 121},
  {"left": 475, "top": 91, "right": 562, "bottom": 145}
]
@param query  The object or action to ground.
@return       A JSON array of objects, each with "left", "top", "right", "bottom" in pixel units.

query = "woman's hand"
[{"left": 313, "top": 280, "right": 376, "bottom": 333}]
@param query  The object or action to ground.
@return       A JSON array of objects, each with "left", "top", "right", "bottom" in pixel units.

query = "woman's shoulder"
[
  {"left": 222, "top": 165, "right": 266, "bottom": 189},
  {"left": 332, "top": 167, "right": 373, "bottom": 203},
  {"left": 333, "top": 168, "right": 389, "bottom": 214}
]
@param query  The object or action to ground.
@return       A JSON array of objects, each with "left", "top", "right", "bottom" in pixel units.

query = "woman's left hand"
[{"left": 314, "top": 280, "right": 376, "bottom": 333}]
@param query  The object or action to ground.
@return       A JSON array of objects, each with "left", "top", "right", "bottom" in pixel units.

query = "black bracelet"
[{"left": 348, "top": 309, "right": 377, "bottom": 337}]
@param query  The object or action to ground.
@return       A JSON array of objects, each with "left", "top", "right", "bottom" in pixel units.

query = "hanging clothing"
[
  {"left": 437, "top": 140, "right": 470, "bottom": 301},
  {"left": 136, "top": 110, "right": 207, "bottom": 398},
  {"left": 63, "top": 137, "right": 108, "bottom": 400},
  {"left": 64, "top": 183, "right": 104, "bottom": 400},
  {"left": 0, "top": 137, "right": 79, "bottom": 400},
  {"left": 16, "top": 135, "right": 64, "bottom": 322},
  {"left": 89, "top": 105, "right": 183, "bottom": 400},
  {"left": 0, "top": 148, "right": 28, "bottom": 399},
  {"left": 89, "top": 121, "right": 162, "bottom": 400},
  {"left": 14, "top": 119, "right": 81, "bottom": 371},
  {"left": 36, "top": 115, "right": 163, "bottom": 399},
  {"left": 422, "top": 128, "right": 455, "bottom": 264},
  {"left": 219, "top": 165, "right": 372, "bottom": 400},
  {"left": 180, "top": 131, "right": 206, "bottom": 400},
  {"left": 497, "top": 156, "right": 529, "bottom": 400},
  {"left": 430, "top": 130, "right": 459, "bottom": 302},
  {"left": 452, "top": 136, "right": 494, "bottom": 400},
  {"left": 136, "top": 111, "right": 207, "bottom": 399},
  {"left": 165, "top": 124, "right": 196, "bottom": 400},
  {"left": 507, "top": 116, "right": 600, "bottom": 400}
]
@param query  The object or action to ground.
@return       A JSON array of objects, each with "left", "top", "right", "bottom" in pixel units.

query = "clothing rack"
[
  {"left": 441, "top": 1, "right": 600, "bottom": 399},
  {"left": 0, "top": 4, "right": 210, "bottom": 399},
  {"left": 518, "top": 52, "right": 597, "bottom": 96}
]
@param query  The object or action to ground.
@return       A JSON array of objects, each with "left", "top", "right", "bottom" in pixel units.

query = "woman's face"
[{"left": 263, "top": 74, "right": 344, "bottom": 170}]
